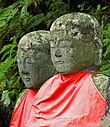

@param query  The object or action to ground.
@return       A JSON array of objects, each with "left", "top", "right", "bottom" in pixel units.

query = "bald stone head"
[
  {"left": 50, "top": 13, "right": 103, "bottom": 75},
  {"left": 17, "top": 30, "right": 55, "bottom": 90}
]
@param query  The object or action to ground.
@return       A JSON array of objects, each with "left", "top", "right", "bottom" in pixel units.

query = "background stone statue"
[
  {"left": 15, "top": 30, "right": 56, "bottom": 107},
  {"left": 10, "top": 30, "right": 56, "bottom": 127},
  {"left": 50, "top": 13, "right": 109, "bottom": 126},
  {"left": 17, "top": 30, "right": 55, "bottom": 90}
]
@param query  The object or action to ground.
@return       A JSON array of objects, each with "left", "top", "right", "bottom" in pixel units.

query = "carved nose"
[{"left": 55, "top": 48, "right": 62, "bottom": 57}]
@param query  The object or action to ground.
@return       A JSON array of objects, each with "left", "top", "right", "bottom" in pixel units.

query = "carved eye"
[{"left": 27, "top": 49, "right": 35, "bottom": 56}]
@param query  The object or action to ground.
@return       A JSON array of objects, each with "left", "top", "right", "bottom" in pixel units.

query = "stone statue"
[
  {"left": 49, "top": 13, "right": 109, "bottom": 126},
  {"left": 17, "top": 30, "right": 55, "bottom": 90},
  {"left": 10, "top": 30, "right": 56, "bottom": 127}
]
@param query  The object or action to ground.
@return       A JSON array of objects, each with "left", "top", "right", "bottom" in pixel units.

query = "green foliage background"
[{"left": 0, "top": 0, "right": 110, "bottom": 108}]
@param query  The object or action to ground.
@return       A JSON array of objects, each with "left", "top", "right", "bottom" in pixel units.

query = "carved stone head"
[
  {"left": 17, "top": 30, "right": 55, "bottom": 90},
  {"left": 50, "top": 13, "right": 102, "bottom": 75}
]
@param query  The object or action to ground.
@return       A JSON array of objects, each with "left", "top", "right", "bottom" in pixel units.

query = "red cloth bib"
[
  {"left": 10, "top": 90, "right": 38, "bottom": 127},
  {"left": 27, "top": 72, "right": 106, "bottom": 127}
]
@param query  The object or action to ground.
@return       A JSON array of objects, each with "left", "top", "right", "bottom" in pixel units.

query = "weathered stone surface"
[
  {"left": 17, "top": 30, "right": 56, "bottom": 90},
  {"left": 50, "top": 13, "right": 103, "bottom": 75},
  {"left": 92, "top": 73, "right": 108, "bottom": 98}
]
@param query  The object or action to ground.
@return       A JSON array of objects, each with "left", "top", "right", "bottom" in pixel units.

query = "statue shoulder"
[
  {"left": 92, "top": 73, "right": 108, "bottom": 99},
  {"left": 14, "top": 89, "right": 28, "bottom": 109},
  {"left": 100, "top": 113, "right": 110, "bottom": 127}
]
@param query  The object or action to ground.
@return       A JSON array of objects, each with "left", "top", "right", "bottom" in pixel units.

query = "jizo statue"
[
  {"left": 17, "top": 30, "right": 56, "bottom": 90},
  {"left": 49, "top": 13, "right": 109, "bottom": 126},
  {"left": 9, "top": 30, "right": 56, "bottom": 127}
]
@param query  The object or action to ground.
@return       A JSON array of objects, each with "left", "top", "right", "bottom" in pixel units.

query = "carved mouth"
[
  {"left": 26, "top": 83, "right": 33, "bottom": 88},
  {"left": 29, "top": 84, "right": 33, "bottom": 86},
  {"left": 24, "top": 78, "right": 31, "bottom": 81},
  {"left": 56, "top": 60, "right": 64, "bottom": 64}
]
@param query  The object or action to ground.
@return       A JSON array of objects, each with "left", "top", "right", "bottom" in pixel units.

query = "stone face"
[
  {"left": 50, "top": 12, "right": 103, "bottom": 75},
  {"left": 17, "top": 30, "right": 56, "bottom": 90}
]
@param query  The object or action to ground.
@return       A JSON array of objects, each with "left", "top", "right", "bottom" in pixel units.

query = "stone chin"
[
  {"left": 24, "top": 83, "right": 33, "bottom": 89},
  {"left": 56, "top": 68, "right": 73, "bottom": 75},
  {"left": 26, "top": 84, "right": 39, "bottom": 90}
]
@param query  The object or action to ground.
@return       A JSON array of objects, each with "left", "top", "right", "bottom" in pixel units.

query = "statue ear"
[
  {"left": 93, "top": 55, "right": 101, "bottom": 70},
  {"left": 91, "top": 39, "right": 102, "bottom": 70}
]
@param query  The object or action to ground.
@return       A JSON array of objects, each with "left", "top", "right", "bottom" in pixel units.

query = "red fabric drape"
[
  {"left": 10, "top": 90, "right": 38, "bottom": 127},
  {"left": 26, "top": 72, "right": 106, "bottom": 127}
]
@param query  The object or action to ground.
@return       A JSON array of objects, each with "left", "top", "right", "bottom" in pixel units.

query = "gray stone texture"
[{"left": 17, "top": 30, "right": 56, "bottom": 90}]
